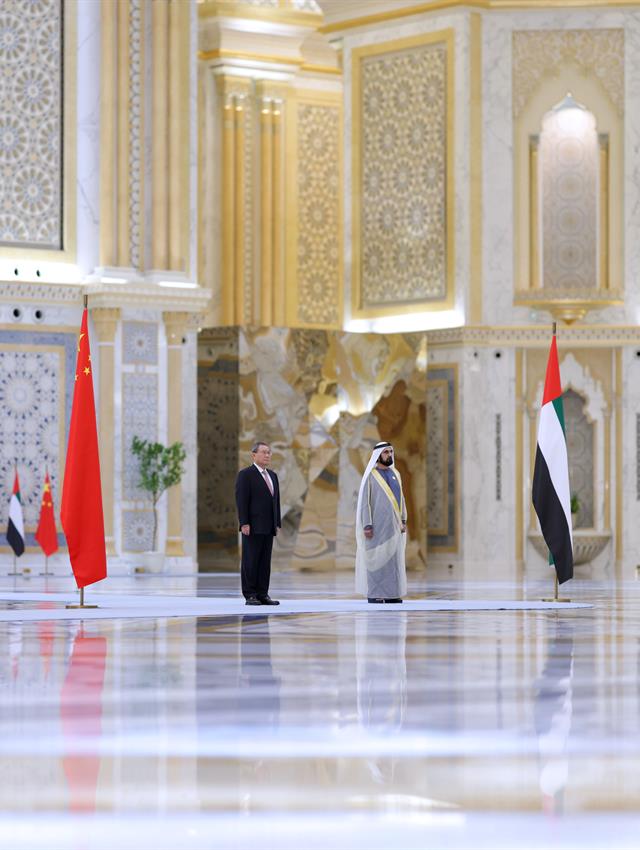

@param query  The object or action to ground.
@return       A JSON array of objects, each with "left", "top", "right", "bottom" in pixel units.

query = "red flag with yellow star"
[
  {"left": 35, "top": 471, "right": 58, "bottom": 557},
  {"left": 61, "top": 308, "right": 107, "bottom": 588}
]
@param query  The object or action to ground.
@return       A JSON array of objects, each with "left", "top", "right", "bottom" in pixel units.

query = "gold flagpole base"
[
  {"left": 64, "top": 603, "right": 99, "bottom": 609},
  {"left": 65, "top": 588, "right": 99, "bottom": 609},
  {"left": 541, "top": 573, "right": 570, "bottom": 603}
]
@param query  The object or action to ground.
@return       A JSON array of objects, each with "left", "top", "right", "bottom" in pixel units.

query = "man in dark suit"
[{"left": 235, "top": 441, "right": 281, "bottom": 605}]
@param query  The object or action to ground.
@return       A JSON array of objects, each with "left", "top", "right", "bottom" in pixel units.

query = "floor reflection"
[
  {"left": 534, "top": 620, "right": 574, "bottom": 815},
  {"left": 0, "top": 577, "right": 639, "bottom": 848},
  {"left": 60, "top": 625, "right": 108, "bottom": 812}
]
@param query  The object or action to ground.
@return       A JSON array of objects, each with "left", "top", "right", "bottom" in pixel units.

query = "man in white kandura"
[{"left": 355, "top": 441, "right": 408, "bottom": 604}]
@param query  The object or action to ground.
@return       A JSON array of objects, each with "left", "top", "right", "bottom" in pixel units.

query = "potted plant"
[
  {"left": 131, "top": 436, "right": 186, "bottom": 572},
  {"left": 570, "top": 492, "right": 580, "bottom": 520}
]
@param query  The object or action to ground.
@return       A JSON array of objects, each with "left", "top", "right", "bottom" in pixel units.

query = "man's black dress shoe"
[
  {"left": 245, "top": 596, "right": 261, "bottom": 605},
  {"left": 259, "top": 595, "right": 280, "bottom": 605},
  {"left": 367, "top": 598, "right": 385, "bottom": 603},
  {"left": 385, "top": 598, "right": 403, "bottom": 603}
]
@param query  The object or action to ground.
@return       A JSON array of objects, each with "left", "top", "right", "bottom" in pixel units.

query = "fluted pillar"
[
  {"left": 163, "top": 312, "right": 188, "bottom": 556},
  {"left": 152, "top": 0, "right": 190, "bottom": 275},
  {"left": 217, "top": 76, "right": 252, "bottom": 324},
  {"left": 257, "top": 83, "right": 287, "bottom": 326},
  {"left": 92, "top": 308, "right": 120, "bottom": 556}
]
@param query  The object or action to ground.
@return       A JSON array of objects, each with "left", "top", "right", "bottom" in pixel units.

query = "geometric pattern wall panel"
[
  {"left": 296, "top": 100, "right": 341, "bottom": 327},
  {"left": 122, "top": 509, "right": 154, "bottom": 552},
  {"left": 122, "top": 322, "right": 158, "bottom": 366},
  {"left": 512, "top": 29, "right": 624, "bottom": 119},
  {"left": 563, "top": 388, "right": 594, "bottom": 529},
  {"left": 0, "top": 329, "right": 76, "bottom": 549},
  {"left": 352, "top": 31, "right": 454, "bottom": 316},
  {"left": 197, "top": 329, "right": 239, "bottom": 562},
  {"left": 427, "top": 365, "right": 457, "bottom": 551},
  {"left": 0, "top": 0, "right": 63, "bottom": 248},
  {"left": 540, "top": 104, "right": 598, "bottom": 292},
  {"left": 122, "top": 373, "right": 158, "bottom": 500}
]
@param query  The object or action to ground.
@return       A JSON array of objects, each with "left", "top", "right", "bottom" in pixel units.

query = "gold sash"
[{"left": 371, "top": 468, "right": 404, "bottom": 521}]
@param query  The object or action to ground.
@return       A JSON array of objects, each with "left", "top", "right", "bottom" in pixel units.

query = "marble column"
[
  {"left": 92, "top": 307, "right": 120, "bottom": 556},
  {"left": 163, "top": 312, "right": 188, "bottom": 556}
]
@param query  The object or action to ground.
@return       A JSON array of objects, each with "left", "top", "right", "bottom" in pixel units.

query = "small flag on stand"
[
  {"left": 36, "top": 471, "right": 59, "bottom": 557},
  {"left": 6, "top": 470, "right": 25, "bottom": 558},
  {"left": 532, "top": 331, "right": 573, "bottom": 585},
  {"left": 61, "top": 304, "right": 107, "bottom": 590}
]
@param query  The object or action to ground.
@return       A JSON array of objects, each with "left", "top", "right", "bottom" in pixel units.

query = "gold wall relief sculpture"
[
  {"left": 512, "top": 29, "right": 624, "bottom": 322},
  {"left": 351, "top": 30, "right": 455, "bottom": 319}
]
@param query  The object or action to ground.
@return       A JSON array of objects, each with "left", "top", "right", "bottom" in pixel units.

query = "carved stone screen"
[
  {"left": 0, "top": 0, "right": 63, "bottom": 249},
  {"left": 540, "top": 102, "right": 598, "bottom": 292},
  {"left": 564, "top": 388, "right": 594, "bottom": 528}
]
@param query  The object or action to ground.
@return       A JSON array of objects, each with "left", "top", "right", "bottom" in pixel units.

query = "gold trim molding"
[{"left": 321, "top": 0, "right": 640, "bottom": 35}]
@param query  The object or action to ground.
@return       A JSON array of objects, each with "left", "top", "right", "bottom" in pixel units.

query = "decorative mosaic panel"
[
  {"left": 540, "top": 108, "right": 597, "bottom": 292},
  {"left": 122, "top": 322, "right": 158, "bottom": 365},
  {"left": 0, "top": 330, "right": 75, "bottom": 550},
  {"left": 197, "top": 331, "right": 239, "bottom": 555},
  {"left": 297, "top": 102, "right": 340, "bottom": 326},
  {"left": 357, "top": 39, "right": 448, "bottom": 308},
  {"left": 427, "top": 366, "right": 456, "bottom": 551},
  {"left": 513, "top": 29, "right": 624, "bottom": 118},
  {"left": 564, "top": 388, "right": 594, "bottom": 528},
  {"left": 0, "top": 0, "right": 63, "bottom": 248},
  {"left": 123, "top": 509, "right": 154, "bottom": 552},
  {"left": 426, "top": 381, "right": 446, "bottom": 534},
  {"left": 122, "top": 373, "right": 157, "bottom": 500}
]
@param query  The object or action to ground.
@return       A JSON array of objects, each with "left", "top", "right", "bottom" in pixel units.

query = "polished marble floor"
[{"left": 1, "top": 571, "right": 639, "bottom": 849}]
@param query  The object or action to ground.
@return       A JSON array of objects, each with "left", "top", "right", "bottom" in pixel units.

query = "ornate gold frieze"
[{"left": 513, "top": 29, "right": 624, "bottom": 119}]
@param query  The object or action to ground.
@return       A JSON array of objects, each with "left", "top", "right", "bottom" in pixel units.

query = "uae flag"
[
  {"left": 36, "top": 471, "right": 59, "bottom": 557},
  {"left": 61, "top": 307, "right": 107, "bottom": 589},
  {"left": 532, "top": 334, "right": 573, "bottom": 585},
  {"left": 6, "top": 470, "right": 25, "bottom": 557}
]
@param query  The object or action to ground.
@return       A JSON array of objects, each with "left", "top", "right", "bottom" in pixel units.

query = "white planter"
[{"left": 135, "top": 551, "right": 166, "bottom": 574}]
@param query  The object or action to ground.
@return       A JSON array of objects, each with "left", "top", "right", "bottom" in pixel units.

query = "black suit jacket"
[{"left": 235, "top": 465, "right": 282, "bottom": 536}]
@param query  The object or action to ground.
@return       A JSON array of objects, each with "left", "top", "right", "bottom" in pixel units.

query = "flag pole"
[
  {"left": 8, "top": 553, "right": 18, "bottom": 577},
  {"left": 40, "top": 555, "right": 50, "bottom": 577},
  {"left": 65, "top": 586, "right": 98, "bottom": 609},
  {"left": 541, "top": 322, "right": 570, "bottom": 603}
]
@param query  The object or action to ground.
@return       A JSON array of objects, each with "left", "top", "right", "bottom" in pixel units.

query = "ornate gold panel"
[{"left": 351, "top": 30, "right": 455, "bottom": 318}]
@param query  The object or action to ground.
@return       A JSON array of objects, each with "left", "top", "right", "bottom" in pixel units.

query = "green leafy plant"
[
  {"left": 131, "top": 437, "right": 186, "bottom": 551},
  {"left": 570, "top": 492, "right": 580, "bottom": 515}
]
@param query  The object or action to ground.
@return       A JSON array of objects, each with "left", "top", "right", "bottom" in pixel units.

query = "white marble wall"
[
  {"left": 76, "top": 0, "right": 101, "bottom": 279},
  {"left": 482, "top": 8, "right": 640, "bottom": 327},
  {"left": 341, "top": 9, "right": 471, "bottom": 325},
  {"left": 621, "top": 345, "right": 640, "bottom": 573}
]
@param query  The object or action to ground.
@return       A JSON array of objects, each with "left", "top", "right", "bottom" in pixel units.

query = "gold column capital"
[
  {"left": 255, "top": 80, "right": 289, "bottom": 103},
  {"left": 216, "top": 74, "right": 252, "bottom": 101},
  {"left": 163, "top": 311, "right": 189, "bottom": 344},
  {"left": 92, "top": 307, "right": 121, "bottom": 343}
]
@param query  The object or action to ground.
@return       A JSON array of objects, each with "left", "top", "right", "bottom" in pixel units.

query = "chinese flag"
[
  {"left": 61, "top": 308, "right": 107, "bottom": 588},
  {"left": 35, "top": 471, "right": 59, "bottom": 556}
]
